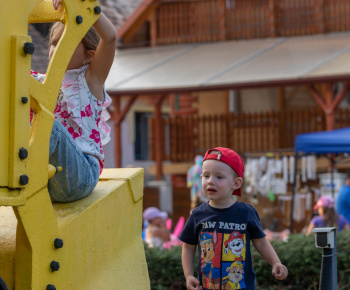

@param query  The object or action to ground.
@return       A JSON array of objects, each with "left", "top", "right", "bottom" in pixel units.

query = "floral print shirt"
[{"left": 31, "top": 65, "right": 111, "bottom": 174}]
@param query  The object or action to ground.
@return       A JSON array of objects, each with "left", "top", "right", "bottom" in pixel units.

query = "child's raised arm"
[
  {"left": 252, "top": 237, "right": 288, "bottom": 280},
  {"left": 88, "top": 12, "right": 117, "bottom": 85},
  {"left": 52, "top": 0, "right": 117, "bottom": 99}
]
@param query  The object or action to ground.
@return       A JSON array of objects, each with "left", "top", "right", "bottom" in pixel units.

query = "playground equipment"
[{"left": 0, "top": 0, "right": 150, "bottom": 289}]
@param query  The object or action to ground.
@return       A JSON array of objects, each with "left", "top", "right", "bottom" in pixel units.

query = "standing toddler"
[{"left": 179, "top": 147, "right": 288, "bottom": 290}]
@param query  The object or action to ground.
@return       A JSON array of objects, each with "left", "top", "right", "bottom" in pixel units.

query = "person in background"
[
  {"left": 143, "top": 207, "right": 170, "bottom": 248},
  {"left": 187, "top": 155, "right": 208, "bottom": 212},
  {"left": 306, "top": 195, "right": 350, "bottom": 236},
  {"left": 336, "top": 171, "right": 350, "bottom": 224}
]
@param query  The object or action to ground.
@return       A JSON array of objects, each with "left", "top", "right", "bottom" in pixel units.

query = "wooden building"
[{"left": 105, "top": 0, "right": 350, "bottom": 228}]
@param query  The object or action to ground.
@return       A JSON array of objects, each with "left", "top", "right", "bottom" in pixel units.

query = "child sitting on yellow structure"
[{"left": 31, "top": 0, "right": 116, "bottom": 202}]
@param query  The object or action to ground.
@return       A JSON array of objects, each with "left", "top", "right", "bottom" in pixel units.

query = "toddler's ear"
[
  {"left": 85, "top": 50, "right": 96, "bottom": 64},
  {"left": 233, "top": 177, "right": 243, "bottom": 189}
]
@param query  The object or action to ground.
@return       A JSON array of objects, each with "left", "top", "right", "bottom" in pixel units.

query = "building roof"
[{"left": 106, "top": 32, "right": 350, "bottom": 95}]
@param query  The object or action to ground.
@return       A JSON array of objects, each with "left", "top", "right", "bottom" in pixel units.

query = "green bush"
[
  {"left": 144, "top": 243, "right": 192, "bottom": 290},
  {"left": 145, "top": 231, "right": 350, "bottom": 289}
]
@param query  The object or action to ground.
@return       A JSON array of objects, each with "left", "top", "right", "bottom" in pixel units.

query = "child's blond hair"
[{"left": 49, "top": 22, "right": 100, "bottom": 52}]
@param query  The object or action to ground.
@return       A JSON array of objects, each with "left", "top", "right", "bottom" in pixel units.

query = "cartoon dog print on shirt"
[
  {"left": 221, "top": 231, "right": 247, "bottom": 288},
  {"left": 223, "top": 231, "right": 246, "bottom": 262},
  {"left": 222, "top": 261, "right": 245, "bottom": 289},
  {"left": 200, "top": 231, "right": 220, "bottom": 289}
]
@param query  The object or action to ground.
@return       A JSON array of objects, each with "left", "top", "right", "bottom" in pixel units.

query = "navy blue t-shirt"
[{"left": 179, "top": 202, "right": 266, "bottom": 290}]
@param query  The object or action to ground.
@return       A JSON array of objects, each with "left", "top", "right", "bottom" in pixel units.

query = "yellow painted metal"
[
  {"left": 8, "top": 35, "right": 31, "bottom": 190},
  {"left": 48, "top": 165, "right": 62, "bottom": 179},
  {"left": 0, "top": 0, "right": 150, "bottom": 288},
  {"left": 1, "top": 169, "right": 150, "bottom": 289}
]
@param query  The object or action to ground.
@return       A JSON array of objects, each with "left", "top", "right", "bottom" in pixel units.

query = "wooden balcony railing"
[
  {"left": 153, "top": 0, "right": 350, "bottom": 45},
  {"left": 150, "top": 108, "right": 350, "bottom": 162}
]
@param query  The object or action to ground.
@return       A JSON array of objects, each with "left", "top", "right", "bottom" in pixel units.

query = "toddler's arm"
[
  {"left": 52, "top": 0, "right": 117, "bottom": 94},
  {"left": 182, "top": 243, "right": 203, "bottom": 290},
  {"left": 88, "top": 11, "right": 117, "bottom": 85},
  {"left": 252, "top": 237, "right": 288, "bottom": 280}
]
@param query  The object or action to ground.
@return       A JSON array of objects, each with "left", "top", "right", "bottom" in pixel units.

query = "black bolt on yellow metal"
[
  {"left": 46, "top": 284, "right": 56, "bottom": 290},
  {"left": 76, "top": 16, "right": 83, "bottom": 24},
  {"left": 21, "top": 96, "right": 28, "bottom": 104},
  {"left": 19, "top": 175, "right": 28, "bottom": 185},
  {"left": 23, "top": 42, "right": 35, "bottom": 55},
  {"left": 94, "top": 6, "right": 101, "bottom": 14},
  {"left": 18, "top": 148, "right": 28, "bottom": 160},
  {"left": 54, "top": 238, "right": 64, "bottom": 249},
  {"left": 50, "top": 261, "right": 60, "bottom": 272}
]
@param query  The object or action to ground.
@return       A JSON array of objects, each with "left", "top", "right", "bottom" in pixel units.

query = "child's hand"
[
  {"left": 186, "top": 275, "right": 203, "bottom": 290},
  {"left": 52, "top": 0, "right": 62, "bottom": 10},
  {"left": 272, "top": 262, "right": 288, "bottom": 280}
]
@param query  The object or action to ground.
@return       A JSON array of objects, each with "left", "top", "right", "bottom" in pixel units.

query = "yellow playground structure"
[{"left": 0, "top": 0, "right": 150, "bottom": 289}]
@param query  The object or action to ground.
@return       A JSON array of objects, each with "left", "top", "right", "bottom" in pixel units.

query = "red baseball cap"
[{"left": 202, "top": 147, "right": 244, "bottom": 196}]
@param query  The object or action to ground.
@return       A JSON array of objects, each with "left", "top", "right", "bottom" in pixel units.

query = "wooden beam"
[
  {"left": 278, "top": 87, "right": 285, "bottom": 111},
  {"left": 306, "top": 84, "right": 327, "bottom": 112},
  {"left": 317, "top": 0, "right": 325, "bottom": 33},
  {"left": 307, "top": 82, "right": 350, "bottom": 131},
  {"left": 324, "top": 83, "right": 335, "bottom": 130},
  {"left": 149, "top": 10, "right": 157, "bottom": 46},
  {"left": 112, "top": 96, "right": 121, "bottom": 168},
  {"left": 116, "top": 95, "right": 138, "bottom": 125},
  {"left": 112, "top": 95, "right": 138, "bottom": 168},
  {"left": 331, "top": 82, "right": 350, "bottom": 112},
  {"left": 117, "top": 0, "right": 160, "bottom": 45},
  {"left": 224, "top": 90, "right": 229, "bottom": 114},
  {"left": 154, "top": 95, "right": 166, "bottom": 180},
  {"left": 278, "top": 87, "right": 285, "bottom": 148},
  {"left": 219, "top": 0, "right": 226, "bottom": 41},
  {"left": 269, "top": 0, "right": 277, "bottom": 37}
]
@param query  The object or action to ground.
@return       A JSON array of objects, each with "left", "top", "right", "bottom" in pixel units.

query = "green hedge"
[{"left": 145, "top": 231, "right": 350, "bottom": 290}]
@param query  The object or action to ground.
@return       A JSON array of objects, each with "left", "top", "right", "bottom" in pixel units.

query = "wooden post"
[
  {"left": 269, "top": 0, "right": 277, "bottom": 37},
  {"left": 219, "top": 0, "right": 226, "bottom": 41},
  {"left": 149, "top": 10, "right": 157, "bottom": 46},
  {"left": 154, "top": 95, "right": 166, "bottom": 180},
  {"left": 324, "top": 83, "right": 335, "bottom": 131},
  {"left": 111, "top": 95, "right": 138, "bottom": 168},
  {"left": 317, "top": 0, "right": 325, "bottom": 33},
  {"left": 307, "top": 82, "right": 350, "bottom": 131},
  {"left": 278, "top": 87, "right": 285, "bottom": 148},
  {"left": 113, "top": 96, "right": 121, "bottom": 168},
  {"left": 224, "top": 90, "right": 229, "bottom": 114}
]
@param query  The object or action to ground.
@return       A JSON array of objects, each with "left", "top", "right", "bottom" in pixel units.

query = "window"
[
  {"left": 135, "top": 112, "right": 153, "bottom": 160},
  {"left": 134, "top": 112, "right": 169, "bottom": 161}
]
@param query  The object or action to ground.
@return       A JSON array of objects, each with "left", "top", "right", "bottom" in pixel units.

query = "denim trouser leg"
[{"left": 48, "top": 120, "right": 100, "bottom": 202}]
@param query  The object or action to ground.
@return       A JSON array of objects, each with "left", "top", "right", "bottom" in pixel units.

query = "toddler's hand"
[
  {"left": 52, "top": 0, "right": 62, "bottom": 10},
  {"left": 272, "top": 262, "right": 288, "bottom": 280},
  {"left": 186, "top": 275, "right": 203, "bottom": 290}
]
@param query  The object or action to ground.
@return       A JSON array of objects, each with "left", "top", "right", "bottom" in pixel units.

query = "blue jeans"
[{"left": 48, "top": 120, "right": 100, "bottom": 202}]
